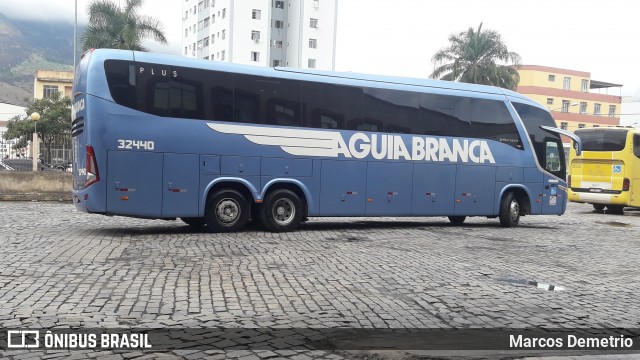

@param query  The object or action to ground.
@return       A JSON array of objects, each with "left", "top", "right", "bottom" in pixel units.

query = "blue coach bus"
[{"left": 71, "top": 49, "right": 581, "bottom": 232}]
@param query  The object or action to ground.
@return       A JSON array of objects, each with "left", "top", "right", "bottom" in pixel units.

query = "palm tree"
[
  {"left": 431, "top": 23, "right": 521, "bottom": 90},
  {"left": 81, "top": 0, "right": 167, "bottom": 51}
]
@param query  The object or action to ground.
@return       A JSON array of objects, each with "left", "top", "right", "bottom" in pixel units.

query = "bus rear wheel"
[
  {"left": 606, "top": 205, "right": 624, "bottom": 215},
  {"left": 592, "top": 204, "right": 606, "bottom": 212},
  {"left": 448, "top": 216, "right": 466, "bottom": 225},
  {"left": 260, "top": 189, "right": 303, "bottom": 232},
  {"left": 205, "top": 189, "right": 250, "bottom": 232},
  {"left": 499, "top": 192, "right": 520, "bottom": 227}
]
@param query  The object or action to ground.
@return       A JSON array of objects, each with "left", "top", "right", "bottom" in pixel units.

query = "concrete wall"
[{"left": 0, "top": 172, "right": 72, "bottom": 201}]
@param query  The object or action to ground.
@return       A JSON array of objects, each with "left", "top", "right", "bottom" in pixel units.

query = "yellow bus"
[{"left": 568, "top": 127, "right": 640, "bottom": 214}]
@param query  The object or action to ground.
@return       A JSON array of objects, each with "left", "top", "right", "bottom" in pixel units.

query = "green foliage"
[
  {"left": 431, "top": 23, "right": 521, "bottom": 90},
  {"left": 81, "top": 0, "right": 168, "bottom": 51},
  {"left": 3, "top": 93, "right": 71, "bottom": 156}
]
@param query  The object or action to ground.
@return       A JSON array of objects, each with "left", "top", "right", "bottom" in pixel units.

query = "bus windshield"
[{"left": 576, "top": 129, "right": 628, "bottom": 152}]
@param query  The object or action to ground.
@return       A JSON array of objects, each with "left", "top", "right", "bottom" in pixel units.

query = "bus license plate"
[{"left": 549, "top": 196, "right": 557, "bottom": 205}]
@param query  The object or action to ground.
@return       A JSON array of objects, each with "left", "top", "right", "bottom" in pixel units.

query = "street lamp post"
[{"left": 30, "top": 112, "right": 41, "bottom": 171}]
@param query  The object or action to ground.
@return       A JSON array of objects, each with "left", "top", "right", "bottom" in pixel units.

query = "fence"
[{"left": 0, "top": 130, "right": 72, "bottom": 172}]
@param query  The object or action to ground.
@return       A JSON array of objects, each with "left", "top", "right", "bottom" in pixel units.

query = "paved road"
[{"left": 0, "top": 201, "right": 639, "bottom": 359}]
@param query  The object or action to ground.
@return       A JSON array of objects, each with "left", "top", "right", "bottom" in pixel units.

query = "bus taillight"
[
  {"left": 85, "top": 145, "right": 100, "bottom": 188},
  {"left": 623, "top": 178, "right": 630, "bottom": 191}
]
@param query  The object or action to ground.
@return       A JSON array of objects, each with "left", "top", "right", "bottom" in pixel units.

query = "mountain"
[{"left": 0, "top": 13, "right": 79, "bottom": 106}]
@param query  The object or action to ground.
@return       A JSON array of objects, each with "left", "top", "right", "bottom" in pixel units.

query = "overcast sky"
[{"left": 2, "top": 0, "right": 639, "bottom": 105}]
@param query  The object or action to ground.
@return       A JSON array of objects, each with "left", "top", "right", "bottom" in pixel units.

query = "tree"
[
  {"left": 431, "top": 23, "right": 521, "bottom": 90},
  {"left": 3, "top": 93, "right": 71, "bottom": 164},
  {"left": 81, "top": 0, "right": 167, "bottom": 51}
]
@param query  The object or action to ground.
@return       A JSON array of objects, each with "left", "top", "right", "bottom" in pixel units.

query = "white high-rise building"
[{"left": 182, "top": 0, "right": 338, "bottom": 70}]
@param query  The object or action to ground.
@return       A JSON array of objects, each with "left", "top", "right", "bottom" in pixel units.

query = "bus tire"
[
  {"left": 606, "top": 205, "right": 624, "bottom": 215},
  {"left": 180, "top": 217, "right": 206, "bottom": 227},
  {"left": 448, "top": 216, "right": 466, "bottom": 225},
  {"left": 592, "top": 204, "right": 605, "bottom": 212},
  {"left": 205, "top": 189, "right": 250, "bottom": 232},
  {"left": 499, "top": 192, "right": 520, "bottom": 227},
  {"left": 260, "top": 189, "right": 303, "bottom": 232}
]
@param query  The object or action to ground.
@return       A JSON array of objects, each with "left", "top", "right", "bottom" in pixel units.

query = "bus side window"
[
  {"left": 470, "top": 98, "right": 522, "bottom": 149},
  {"left": 363, "top": 88, "right": 418, "bottom": 134},
  {"left": 301, "top": 82, "right": 363, "bottom": 130},
  {"left": 545, "top": 141, "right": 561, "bottom": 172},
  {"left": 420, "top": 94, "right": 470, "bottom": 137},
  {"left": 634, "top": 134, "right": 640, "bottom": 159}
]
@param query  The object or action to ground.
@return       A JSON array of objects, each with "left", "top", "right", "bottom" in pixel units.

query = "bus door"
[
  {"left": 541, "top": 141, "right": 565, "bottom": 214},
  {"left": 106, "top": 151, "right": 163, "bottom": 217},
  {"left": 162, "top": 153, "right": 200, "bottom": 217},
  {"left": 454, "top": 165, "right": 495, "bottom": 216}
]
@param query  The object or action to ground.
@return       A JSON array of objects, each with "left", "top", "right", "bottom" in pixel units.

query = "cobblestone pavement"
[{"left": 0, "top": 201, "right": 639, "bottom": 359}]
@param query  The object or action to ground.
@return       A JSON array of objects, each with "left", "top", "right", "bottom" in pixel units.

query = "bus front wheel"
[
  {"left": 499, "top": 192, "right": 520, "bottom": 227},
  {"left": 260, "top": 189, "right": 303, "bottom": 232},
  {"left": 205, "top": 189, "right": 250, "bottom": 232}
]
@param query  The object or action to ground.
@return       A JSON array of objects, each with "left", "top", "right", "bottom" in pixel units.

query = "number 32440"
[{"left": 117, "top": 139, "right": 155, "bottom": 150}]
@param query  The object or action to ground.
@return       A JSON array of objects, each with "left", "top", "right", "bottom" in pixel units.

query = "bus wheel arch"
[
  {"left": 259, "top": 183, "right": 308, "bottom": 232},
  {"left": 204, "top": 181, "right": 254, "bottom": 232},
  {"left": 499, "top": 188, "right": 531, "bottom": 227}
]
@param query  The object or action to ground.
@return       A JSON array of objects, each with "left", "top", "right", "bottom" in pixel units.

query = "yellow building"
[
  {"left": 516, "top": 65, "right": 622, "bottom": 145},
  {"left": 33, "top": 70, "right": 74, "bottom": 100}
]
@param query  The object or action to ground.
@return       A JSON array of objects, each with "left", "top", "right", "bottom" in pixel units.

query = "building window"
[
  {"left": 274, "top": 20, "right": 284, "bottom": 29},
  {"left": 272, "top": 60, "right": 281, "bottom": 67},
  {"left": 593, "top": 125, "right": 600, "bottom": 127},
  {"left": 221, "top": 50, "right": 225, "bottom": 60},
  {"left": 222, "top": 8, "right": 226, "bottom": 18},
  {"left": 203, "top": 55, "right": 209, "bottom": 60},
  {"left": 546, "top": 98, "right": 554, "bottom": 105},
  {"left": 563, "top": 77, "right": 571, "bottom": 90},
  {"left": 275, "top": 1, "right": 284, "bottom": 9},
  {"left": 212, "top": 15, "right": 215, "bottom": 23},
  {"left": 252, "top": 9, "right": 261, "bottom": 19},
  {"left": 308, "top": 58, "right": 316, "bottom": 68},
  {"left": 272, "top": 40, "right": 283, "bottom": 48},
  {"left": 43, "top": 85, "right": 59, "bottom": 99},
  {"left": 309, "top": 38, "right": 317, "bottom": 49},
  {"left": 185, "top": 28, "right": 188, "bottom": 37},
  {"left": 609, "top": 105, "right": 616, "bottom": 117},
  {"left": 548, "top": 74, "right": 555, "bottom": 82},
  {"left": 581, "top": 79, "right": 589, "bottom": 92},
  {"left": 184, "top": 46, "right": 187, "bottom": 55},
  {"left": 211, "top": 0, "right": 215, "bottom": 7},
  {"left": 203, "top": 36, "right": 209, "bottom": 47},
  {"left": 560, "top": 122, "right": 568, "bottom": 130},
  {"left": 578, "top": 124, "right": 586, "bottom": 128},
  {"left": 198, "top": 1, "right": 204, "bottom": 11},
  {"left": 580, "top": 102, "right": 587, "bottom": 114},
  {"left": 561, "top": 100, "right": 570, "bottom": 112},
  {"left": 221, "top": 30, "right": 225, "bottom": 39},
  {"left": 594, "top": 103, "right": 601, "bottom": 116},
  {"left": 310, "top": 18, "right": 318, "bottom": 28},
  {"left": 197, "top": 39, "right": 203, "bottom": 49},
  {"left": 204, "top": 17, "right": 209, "bottom": 28},
  {"left": 251, "top": 30, "right": 261, "bottom": 42},
  {"left": 251, "top": 51, "right": 260, "bottom": 62}
]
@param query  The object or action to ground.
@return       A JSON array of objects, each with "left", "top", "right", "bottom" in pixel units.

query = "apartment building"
[
  {"left": 33, "top": 70, "right": 74, "bottom": 100},
  {"left": 182, "top": 0, "right": 337, "bottom": 69},
  {"left": 516, "top": 65, "right": 622, "bottom": 133}
]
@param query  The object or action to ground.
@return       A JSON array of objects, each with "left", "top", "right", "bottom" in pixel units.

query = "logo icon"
[
  {"left": 612, "top": 165, "right": 622, "bottom": 173},
  {"left": 7, "top": 330, "right": 40, "bottom": 348}
]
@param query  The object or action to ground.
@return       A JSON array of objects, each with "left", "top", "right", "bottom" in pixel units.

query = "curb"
[{"left": 0, "top": 193, "right": 72, "bottom": 202}]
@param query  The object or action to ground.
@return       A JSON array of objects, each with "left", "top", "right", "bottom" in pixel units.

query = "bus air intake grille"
[{"left": 72, "top": 118, "right": 84, "bottom": 137}]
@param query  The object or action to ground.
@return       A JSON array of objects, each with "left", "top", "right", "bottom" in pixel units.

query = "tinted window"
[
  {"left": 207, "top": 71, "right": 234, "bottom": 122},
  {"left": 104, "top": 60, "right": 136, "bottom": 109},
  {"left": 513, "top": 103, "right": 566, "bottom": 179},
  {"left": 234, "top": 74, "right": 301, "bottom": 126},
  {"left": 170, "top": 68, "right": 204, "bottom": 119},
  {"left": 576, "top": 129, "right": 628, "bottom": 152},
  {"left": 635, "top": 134, "right": 640, "bottom": 159},
  {"left": 420, "top": 93, "right": 471, "bottom": 137},
  {"left": 301, "top": 82, "right": 363, "bottom": 130},
  {"left": 470, "top": 99, "right": 522, "bottom": 149},
  {"left": 363, "top": 88, "right": 419, "bottom": 133}
]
